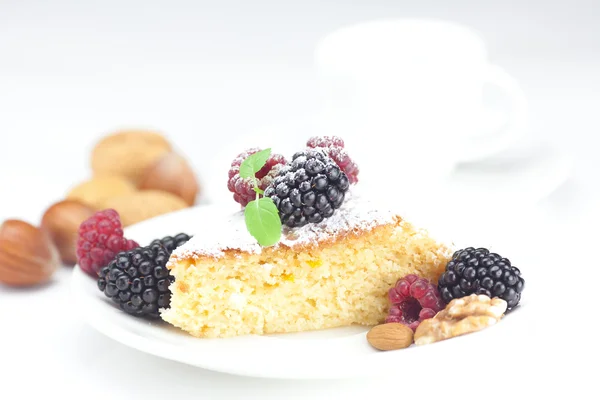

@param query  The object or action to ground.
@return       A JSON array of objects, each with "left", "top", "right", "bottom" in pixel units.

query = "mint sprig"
[
  {"left": 245, "top": 197, "right": 281, "bottom": 247},
  {"left": 240, "top": 149, "right": 282, "bottom": 247}
]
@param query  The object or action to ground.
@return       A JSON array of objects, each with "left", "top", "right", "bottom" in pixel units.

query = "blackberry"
[
  {"left": 97, "top": 233, "right": 191, "bottom": 318},
  {"left": 264, "top": 149, "right": 349, "bottom": 228},
  {"left": 306, "top": 136, "right": 360, "bottom": 184},
  {"left": 158, "top": 233, "right": 192, "bottom": 253},
  {"left": 437, "top": 247, "right": 525, "bottom": 310}
]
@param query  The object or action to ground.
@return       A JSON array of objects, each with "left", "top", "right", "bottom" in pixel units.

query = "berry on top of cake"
[
  {"left": 227, "top": 148, "right": 287, "bottom": 207},
  {"left": 264, "top": 149, "right": 349, "bottom": 228},
  {"left": 306, "top": 136, "right": 359, "bottom": 184}
]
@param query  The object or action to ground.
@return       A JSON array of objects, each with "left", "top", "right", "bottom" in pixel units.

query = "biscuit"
[
  {"left": 91, "top": 130, "right": 172, "bottom": 185},
  {"left": 67, "top": 176, "right": 137, "bottom": 210},
  {"left": 102, "top": 190, "right": 188, "bottom": 226}
]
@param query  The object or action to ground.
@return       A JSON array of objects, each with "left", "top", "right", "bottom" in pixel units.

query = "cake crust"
[{"left": 169, "top": 193, "right": 403, "bottom": 263}]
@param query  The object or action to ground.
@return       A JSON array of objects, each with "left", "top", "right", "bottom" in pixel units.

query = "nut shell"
[
  {"left": 91, "top": 129, "right": 172, "bottom": 185},
  {"left": 0, "top": 220, "right": 60, "bottom": 286},
  {"left": 101, "top": 190, "right": 188, "bottom": 226},
  {"left": 67, "top": 175, "right": 137, "bottom": 210},
  {"left": 67, "top": 176, "right": 137, "bottom": 211},
  {"left": 41, "top": 200, "right": 95, "bottom": 264},
  {"left": 139, "top": 152, "right": 199, "bottom": 206},
  {"left": 414, "top": 294, "right": 507, "bottom": 345}
]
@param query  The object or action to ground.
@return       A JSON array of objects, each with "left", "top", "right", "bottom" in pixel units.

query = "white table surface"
[{"left": 0, "top": 1, "right": 597, "bottom": 398}]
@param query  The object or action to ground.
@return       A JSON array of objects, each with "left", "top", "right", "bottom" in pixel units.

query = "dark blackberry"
[
  {"left": 264, "top": 149, "right": 349, "bottom": 228},
  {"left": 158, "top": 233, "right": 192, "bottom": 253},
  {"left": 437, "top": 247, "right": 525, "bottom": 310},
  {"left": 97, "top": 233, "right": 191, "bottom": 318}
]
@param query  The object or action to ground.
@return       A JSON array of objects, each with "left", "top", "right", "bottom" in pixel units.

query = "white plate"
[{"left": 71, "top": 204, "right": 533, "bottom": 380}]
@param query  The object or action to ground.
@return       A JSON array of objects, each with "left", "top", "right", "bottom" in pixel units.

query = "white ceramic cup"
[{"left": 314, "top": 19, "right": 528, "bottom": 189}]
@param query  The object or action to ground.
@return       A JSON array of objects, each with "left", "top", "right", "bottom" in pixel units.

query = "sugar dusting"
[
  {"left": 279, "top": 192, "right": 396, "bottom": 247},
  {"left": 169, "top": 190, "right": 398, "bottom": 263}
]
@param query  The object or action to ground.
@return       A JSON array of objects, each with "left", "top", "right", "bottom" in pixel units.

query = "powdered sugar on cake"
[
  {"left": 169, "top": 191, "right": 398, "bottom": 262},
  {"left": 279, "top": 193, "right": 397, "bottom": 247}
]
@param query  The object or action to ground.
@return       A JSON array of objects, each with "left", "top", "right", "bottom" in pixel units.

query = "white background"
[{"left": 0, "top": 0, "right": 598, "bottom": 398}]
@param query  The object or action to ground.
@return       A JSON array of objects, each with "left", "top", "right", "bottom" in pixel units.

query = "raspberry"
[
  {"left": 306, "top": 136, "right": 359, "bottom": 184},
  {"left": 264, "top": 149, "right": 349, "bottom": 228},
  {"left": 385, "top": 274, "right": 444, "bottom": 331},
  {"left": 76, "top": 209, "right": 139, "bottom": 277},
  {"left": 306, "top": 136, "right": 345, "bottom": 148},
  {"left": 227, "top": 148, "right": 287, "bottom": 207},
  {"left": 438, "top": 247, "right": 525, "bottom": 310}
]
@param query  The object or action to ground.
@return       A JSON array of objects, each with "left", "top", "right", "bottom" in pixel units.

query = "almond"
[{"left": 366, "top": 323, "right": 414, "bottom": 351}]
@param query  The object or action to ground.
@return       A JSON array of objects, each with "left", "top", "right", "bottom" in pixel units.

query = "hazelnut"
[
  {"left": 139, "top": 152, "right": 200, "bottom": 206},
  {"left": 0, "top": 219, "right": 60, "bottom": 287},
  {"left": 41, "top": 200, "right": 95, "bottom": 264}
]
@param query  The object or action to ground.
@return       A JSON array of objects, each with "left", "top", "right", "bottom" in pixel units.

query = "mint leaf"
[
  {"left": 239, "top": 148, "right": 272, "bottom": 179},
  {"left": 244, "top": 197, "right": 282, "bottom": 247}
]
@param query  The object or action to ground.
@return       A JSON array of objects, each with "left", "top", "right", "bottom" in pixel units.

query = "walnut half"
[{"left": 414, "top": 294, "right": 507, "bottom": 345}]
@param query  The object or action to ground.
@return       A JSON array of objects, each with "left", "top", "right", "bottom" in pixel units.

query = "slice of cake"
[{"left": 161, "top": 194, "right": 452, "bottom": 338}]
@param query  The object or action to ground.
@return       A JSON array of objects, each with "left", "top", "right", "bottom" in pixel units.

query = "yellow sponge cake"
[{"left": 161, "top": 194, "right": 452, "bottom": 338}]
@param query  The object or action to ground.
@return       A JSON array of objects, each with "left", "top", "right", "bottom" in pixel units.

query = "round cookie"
[
  {"left": 102, "top": 190, "right": 188, "bottom": 226},
  {"left": 91, "top": 130, "right": 172, "bottom": 185},
  {"left": 67, "top": 176, "right": 137, "bottom": 210}
]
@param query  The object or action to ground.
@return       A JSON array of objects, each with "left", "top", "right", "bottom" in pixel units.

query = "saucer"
[
  {"left": 217, "top": 115, "right": 571, "bottom": 208},
  {"left": 449, "top": 140, "right": 572, "bottom": 208}
]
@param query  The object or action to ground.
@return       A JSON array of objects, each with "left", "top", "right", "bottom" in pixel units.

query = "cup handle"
[{"left": 458, "top": 64, "right": 529, "bottom": 163}]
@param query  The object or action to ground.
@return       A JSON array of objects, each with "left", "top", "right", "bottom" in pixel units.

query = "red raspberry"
[
  {"left": 76, "top": 209, "right": 139, "bottom": 277},
  {"left": 385, "top": 274, "right": 444, "bottom": 331},
  {"left": 306, "top": 136, "right": 359, "bottom": 184},
  {"left": 306, "top": 136, "right": 345, "bottom": 148},
  {"left": 227, "top": 148, "right": 287, "bottom": 207}
]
